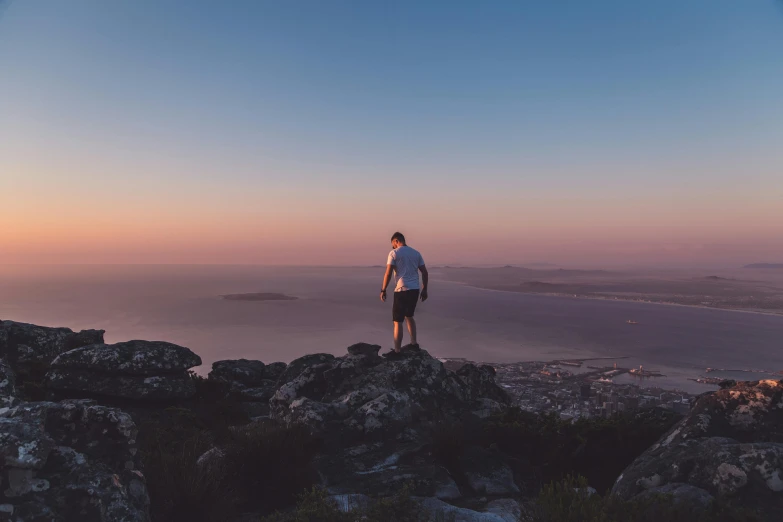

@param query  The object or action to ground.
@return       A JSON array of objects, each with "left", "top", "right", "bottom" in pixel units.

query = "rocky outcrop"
[
  {"left": 459, "top": 447, "right": 521, "bottom": 496},
  {"left": 270, "top": 345, "right": 501, "bottom": 437},
  {"left": 1, "top": 359, "right": 16, "bottom": 409},
  {"left": 208, "top": 358, "right": 286, "bottom": 417},
  {"left": 265, "top": 344, "right": 514, "bottom": 500},
  {"left": 0, "top": 320, "right": 104, "bottom": 370},
  {"left": 276, "top": 353, "right": 336, "bottom": 387},
  {"left": 613, "top": 379, "right": 783, "bottom": 519},
  {"left": 0, "top": 399, "right": 149, "bottom": 521},
  {"left": 46, "top": 341, "right": 201, "bottom": 400}
]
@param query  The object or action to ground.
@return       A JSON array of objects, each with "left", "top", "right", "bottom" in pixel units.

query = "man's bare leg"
[
  {"left": 405, "top": 316, "right": 417, "bottom": 346},
  {"left": 393, "top": 321, "right": 404, "bottom": 352}
]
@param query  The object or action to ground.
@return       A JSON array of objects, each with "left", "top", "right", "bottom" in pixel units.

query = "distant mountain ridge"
[{"left": 744, "top": 263, "right": 783, "bottom": 269}]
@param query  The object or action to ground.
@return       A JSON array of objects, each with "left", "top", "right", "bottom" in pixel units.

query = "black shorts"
[{"left": 392, "top": 289, "right": 420, "bottom": 322}]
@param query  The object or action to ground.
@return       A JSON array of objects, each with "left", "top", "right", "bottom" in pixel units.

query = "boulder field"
[{"left": 1, "top": 319, "right": 782, "bottom": 521}]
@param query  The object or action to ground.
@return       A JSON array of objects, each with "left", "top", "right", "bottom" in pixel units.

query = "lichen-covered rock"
[
  {"left": 347, "top": 390, "right": 413, "bottom": 433},
  {"left": 346, "top": 343, "right": 381, "bottom": 357},
  {"left": 276, "top": 353, "right": 335, "bottom": 386},
  {"left": 457, "top": 364, "right": 510, "bottom": 404},
  {"left": 651, "top": 379, "right": 783, "bottom": 445},
  {"left": 50, "top": 341, "right": 201, "bottom": 376},
  {"left": 209, "top": 359, "right": 266, "bottom": 387},
  {"left": 45, "top": 369, "right": 196, "bottom": 400},
  {"left": 613, "top": 437, "right": 783, "bottom": 508},
  {"left": 1, "top": 359, "right": 16, "bottom": 408},
  {"left": 634, "top": 483, "right": 714, "bottom": 508},
  {"left": 0, "top": 399, "right": 149, "bottom": 521},
  {"left": 264, "top": 362, "right": 287, "bottom": 381},
  {"left": 418, "top": 497, "right": 520, "bottom": 522},
  {"left": 271, "top": 346, "right": 509, "bottom": 437},
  {"left": 613, "top": 380, "right": 783, "bottom": 520},
  {"left": 0, "top": 320, "right": 104, "bottom": 368},
  {"left": 319, "top": 441, "right": 461, "bottom": 499}
]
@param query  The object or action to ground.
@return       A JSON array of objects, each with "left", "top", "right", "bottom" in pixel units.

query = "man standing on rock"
[{"left": 380, "top": 232, "right": 428, "bottom": 354}]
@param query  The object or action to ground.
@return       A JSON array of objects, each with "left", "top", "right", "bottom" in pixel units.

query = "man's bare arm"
[
  {"left": 419, "top": 265, "right": 428, "bottom": 301},
  {"left": 380, "top": 264, "right": 394, "bottom": 301}
]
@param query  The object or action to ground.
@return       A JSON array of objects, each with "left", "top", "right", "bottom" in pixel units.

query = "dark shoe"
[
  {"left": 401, "top": 343, "right": 421, "bottom": 352},
  {"left": 383, "top": 350, "right": 403, "bottom": 360}
]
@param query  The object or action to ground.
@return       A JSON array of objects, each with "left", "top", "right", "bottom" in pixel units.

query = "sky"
[{"left": 1, "top": 0, "right": 782, "bottom": 267}]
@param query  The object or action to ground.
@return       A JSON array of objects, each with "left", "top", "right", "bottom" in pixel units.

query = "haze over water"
[{"left": 2, "top": 264, "right": 781, "bottom": 393}]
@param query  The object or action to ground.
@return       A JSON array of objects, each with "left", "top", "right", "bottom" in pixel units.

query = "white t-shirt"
[{"left": 387, "top": 246, "right": 425, "bottom": 292}]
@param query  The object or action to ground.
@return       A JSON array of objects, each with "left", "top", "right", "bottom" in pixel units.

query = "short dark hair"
[{"left": 391, "top": 232, "right": 406, "bottom": 244}]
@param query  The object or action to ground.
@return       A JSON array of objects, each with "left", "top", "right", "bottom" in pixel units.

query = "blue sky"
[{"left": 1, "top": 0, "right": 782, "bottom": 265}]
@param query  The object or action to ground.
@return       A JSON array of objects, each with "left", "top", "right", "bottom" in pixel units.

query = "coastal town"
[{"left": 442, "top": 357, "right": 696, "bottom": 419}]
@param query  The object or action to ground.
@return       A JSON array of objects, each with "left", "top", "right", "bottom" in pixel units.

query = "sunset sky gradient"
[{"left": 1, "top": 0, "right": 782, "bottom": 266}]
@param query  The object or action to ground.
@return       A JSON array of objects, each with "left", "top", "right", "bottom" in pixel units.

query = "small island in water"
[{"left": 220, "top": 292, "right": 298, "bottom": 301}]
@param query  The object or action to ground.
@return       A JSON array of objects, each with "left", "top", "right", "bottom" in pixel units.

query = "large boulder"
[
  {"left": 207, "top": 359, "right": 286, "bottom": 418},
  {"left": 613, "top": 379, "right": 783, "bottom": 519},
  {"left": 50, "top": 341, "right": 201, "bottom": 375},
  {"left": 0, "top": 320, "right": 104, "bottom": 369},
  {"left": 269, "top": 346, "right": 496, "bottom": 437},
  {"left": 209, "top": 359, "right": 266, "bottom": 387},
  {"left": 45, "top": 341, "right": 201, "bottom": 401},
  {"left": 456, "top": 364, "right": 511, "bottom": 404},
  {"left": 0, "top": 399, "right": 150, "bottom": 521},
  {"left": 269, "top": 345, "right": 514, "bottom": 502},
  {"left": 45, "top": 370, "right": 196, "bottom": 400},
  {"left": 276, "top": 353, "right": 336, "bottom": 386}
]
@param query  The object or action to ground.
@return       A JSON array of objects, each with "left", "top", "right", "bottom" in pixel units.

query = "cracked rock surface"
[{"left": 613, "top": 379, "right": 783, "bottom": 519}]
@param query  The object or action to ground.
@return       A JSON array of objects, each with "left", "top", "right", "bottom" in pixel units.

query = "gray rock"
[
  {"left": 328, "top": 493, "right": 372, "bottom": 513},
  {"left": 233, "top": 381, "right": 277, "bottom": 402},
  {"left": 46, "top": 369, "right": 196, "bottom": 400},
  {"left": 209, "top": 359, "right": 266, "bottom": 387},
  {"left": 347, "top": 391, "right": 413, "bottom": 433},
  {"left": 264, "top": 362, "right": 287, "bottom": 381},
  {"left": 0, "top": 320, "right": 104, "bottom": 368},
  {"left": 484, "top": 499, "right": 523, "bottom": 522},
  {"left": 276, "top": 353, "right": 335, "bottom": 386},
  {"left": 417, "top": 497, "right": 515, "bottom": 522},
  {"left": 460, "top": 447, "right": 520, "bottom": 496},
  {"left": 634, "top": 483, "right": 714, "bottom": 508},
  {"left": 346, "top": 343, "right": 381, "bottom": 357},
  {"left": 0, "top": 399, "right": 149, "bottom": 521},
  {"left": 613, "top": 437, "right": 783, "bottom": 499},
  {"left": 50, "top": 340, "right": 201, "bottom": 376},
  {"left": 649, "top": 379, "right": 783, "bottom": 446},
  {"left": 457, "top": 364, "right": 511, "bottom": 404},
  {"left": 0, "top": 359, "right": 16, "bottom": 408},
  {"left": 613, "top": 379, "right": 783, "bottom": 520}
]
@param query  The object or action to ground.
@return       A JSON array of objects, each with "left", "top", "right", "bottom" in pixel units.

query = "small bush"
[
  {"left": 430, "top": 419, "right": 466, "bottom": 478},
  {"left": 224, "top": 421, "right": 320, "bottom": 514},
  {"left": 143, "top": 432, "right": 239, "bottom": 522},
  {"left": 140, "top": 404, "right": 319, "bottom": 519},
  {"left": 530, "top": 475, "right": 760, "bottom": 522},
  {"left": 262, "top": 484, "right": 448, "bottom": 522},
  {"left": 483, "top": 408, "right": 680, "bottom": 491}
]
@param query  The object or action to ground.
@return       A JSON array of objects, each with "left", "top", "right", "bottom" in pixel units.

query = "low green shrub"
[
  {"left": 143, "top": 432, "right": 239, "bottom": 522},
  {"left": 140, "top": 405, "right": 319, "bottom": 520},
  {"left": 224, "top": 421, "right": 320, "bottom": 513},
  {"left": 483, "top": 408, "right": 679, "bottom": 491},
  {"left": 262, "top": 484, "right": 449, "bottom": 522},
  {"left": 530, "top": 475, "right": 759, "bottom": 522}
]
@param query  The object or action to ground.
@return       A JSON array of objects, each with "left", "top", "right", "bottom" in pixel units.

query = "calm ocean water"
[{"left": 2, "top": 265, "right": 782, "bottom": 393}]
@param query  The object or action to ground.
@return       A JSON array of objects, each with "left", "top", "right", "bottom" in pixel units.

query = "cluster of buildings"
[{"left": 444, "top": 358, "right": 694, "bottom": 420}]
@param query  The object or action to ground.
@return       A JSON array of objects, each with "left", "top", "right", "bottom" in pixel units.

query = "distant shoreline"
[{"left": 453, "top": 283, "right": 783, "bottom": 318}]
